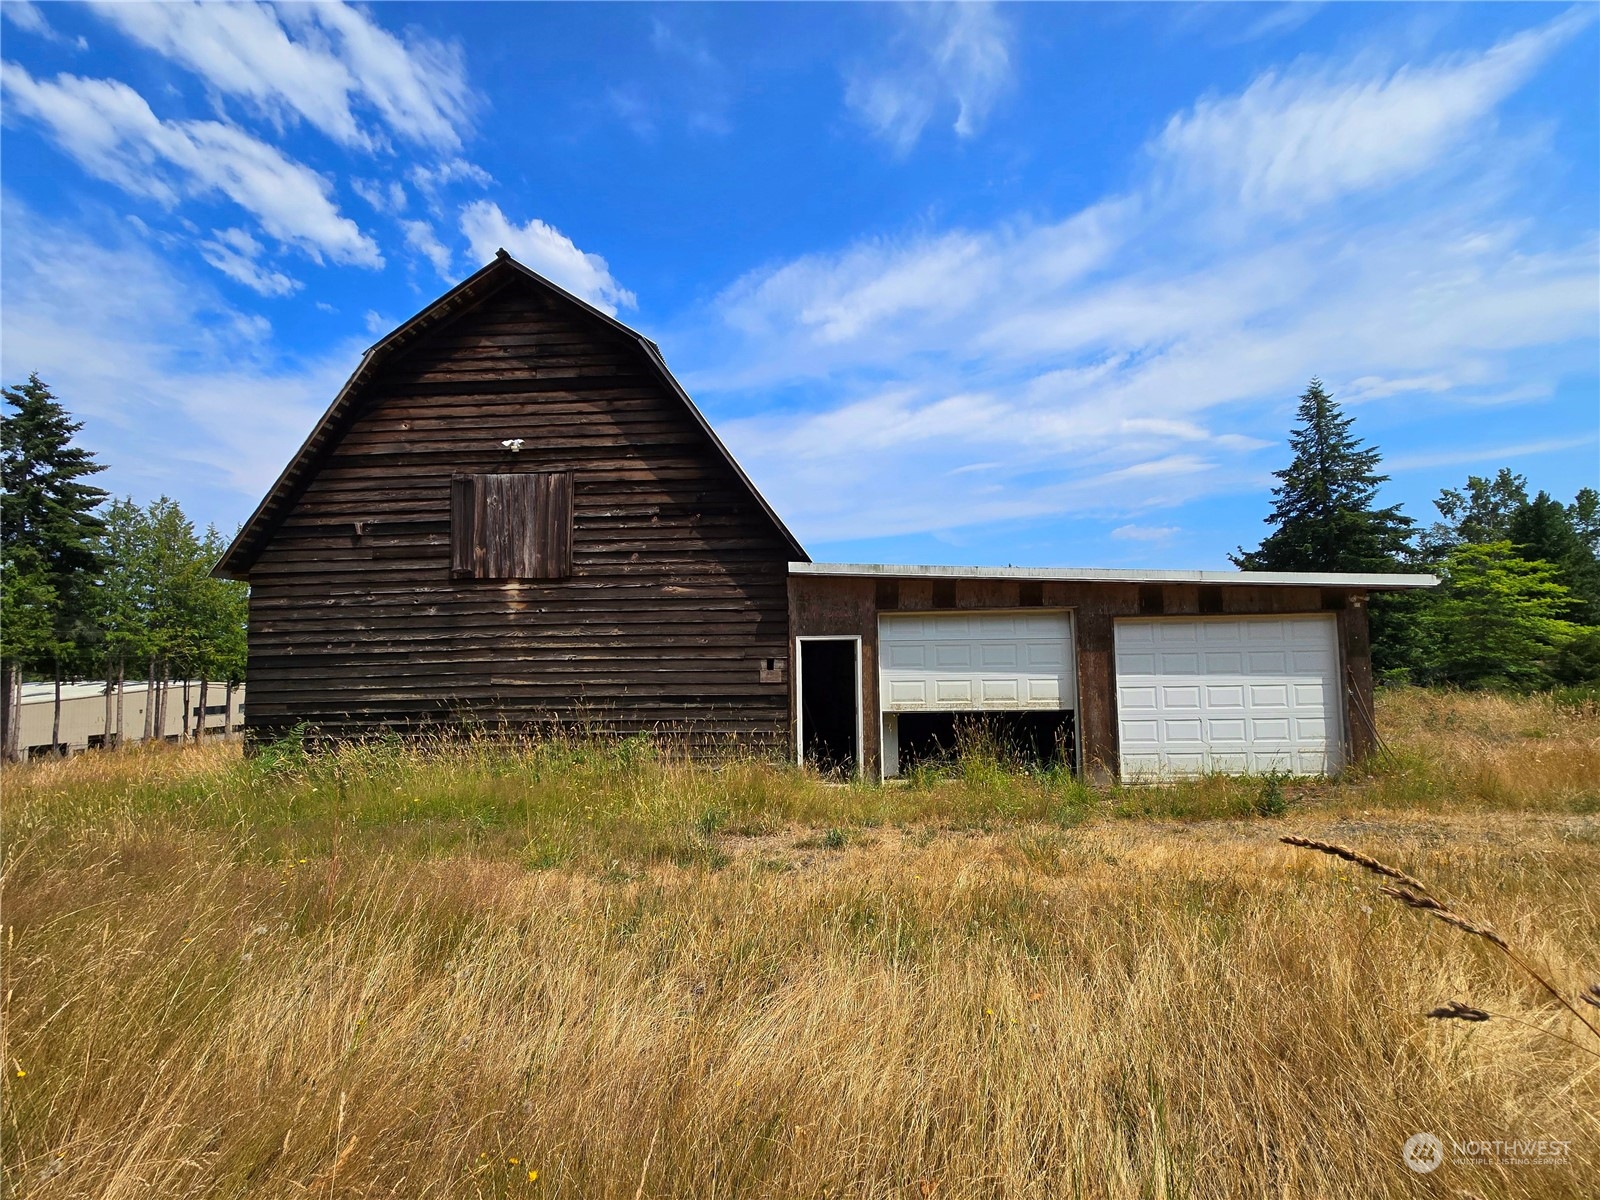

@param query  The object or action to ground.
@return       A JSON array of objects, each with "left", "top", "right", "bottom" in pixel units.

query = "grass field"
[{"left": 3, "top": 687, "right": 1597, "bottom": 1198}]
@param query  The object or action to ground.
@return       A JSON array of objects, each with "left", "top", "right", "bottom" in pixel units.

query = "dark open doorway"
[
  {"left": 895, "top": 710, "right": 1075, "bottom": 773},
  {"left": 799, "top": 638, "right": 859, "bottom": 776}
]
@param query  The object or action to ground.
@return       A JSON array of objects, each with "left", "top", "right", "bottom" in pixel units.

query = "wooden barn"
[{"left": 217, "top": 252, "right": 1435, "bottom": 779}]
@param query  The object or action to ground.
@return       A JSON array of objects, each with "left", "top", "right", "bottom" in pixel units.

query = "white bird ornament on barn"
[{"left": 502, "top": 438, "right": 525, "bottom": 452}]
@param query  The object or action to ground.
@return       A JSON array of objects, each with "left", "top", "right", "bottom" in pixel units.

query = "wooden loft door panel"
[{"left": 451, "top": 472, "right": 573, "bottom": 581}]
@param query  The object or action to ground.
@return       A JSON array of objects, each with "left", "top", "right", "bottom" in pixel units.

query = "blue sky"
[{"left": 2, "top": 1, "right": 1596, "bottom": 568}]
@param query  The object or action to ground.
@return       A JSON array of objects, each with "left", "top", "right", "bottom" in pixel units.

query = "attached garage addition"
[{"left": 789, "top": 563, "right": 1436, "bottom": 782}]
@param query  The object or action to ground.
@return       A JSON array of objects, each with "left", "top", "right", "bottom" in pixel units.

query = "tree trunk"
[
  {"left": 0, "top": 660, "right": 18, "bottom": 763},
  {"left": 51, "top": 663, "right": 63, "bottom": 757},
  {"left": 182, "top": 678, "right": 192, "bottom": 741},
  {"left": 196, "top": 679, "right": 208, "bottom": 743},
  {"left": 115, "top": 660, "right": 126, "bottom": 749},
  {"left": 224, "top": 682, "right": 235, "bottom": 737},
  {"left": 155, "top": 667, "right": 168, "bottom": 742},
  {"left": 143, "top": 657, "right": 156, "bottom": 743},
  {"left": 103, "top": 658, "right": 115, "bottom": 751}
]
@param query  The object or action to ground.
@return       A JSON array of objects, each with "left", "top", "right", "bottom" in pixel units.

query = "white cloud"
[
  {"left": 846, "top": 1, "right": 1012, "bottom": 153},
  {"left": 0, "top": 200, "right": 355, "bottom": 515},
  {"left": 3, "top": 0, "right": 87, "bottom": 48},
  {"left": 409, "top": 158, "right": 492, "bottom": 198},
  {"left": 460, "top": 200, "right": 636, "bottom": 315},
  {"left": 0, "top": 64, "right": 382, "bottom": 267},
  {"left": 683, "top": 18, "right": 1597, "bottom": 546},
  {"left": 1111, "top": 524, "right": 1182, "bottom": 543},
  {"left": 402, "top": 219, "right": 454, "bottom": 280},
  {"left": 2, "top": 1, "right": 49, "bottom": 35},
  {"left": 88, "top": 0, "right": 472, "bottom": 151},
  {"left": 352, "top": 178, "right": 408, "bottom": 214},
  {"left": 1384, "top": 434, "right": 1597, "bottom": 473},
  {"left": 198, "top": 227, "right": 301, "bottom": 296},
  {"left": 1155, "top": 7, "right": 1594, "bottom": 214}
]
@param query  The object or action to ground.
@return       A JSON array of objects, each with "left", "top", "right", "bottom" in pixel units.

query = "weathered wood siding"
[
  {"left": 245, "top": 279, "right": 793, "bottom": 745},
  {"left": 789, "top": 574, "right": 1374, "bottom": 779}
]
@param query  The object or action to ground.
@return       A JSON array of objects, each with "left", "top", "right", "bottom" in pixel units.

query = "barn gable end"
[{"left": 227, "top": 257, "right": 803, "bottom": 745}]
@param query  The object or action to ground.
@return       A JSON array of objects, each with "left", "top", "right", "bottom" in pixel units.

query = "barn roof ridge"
[{"left": 213, "top": 251, "right": 808, "bottom": 579}]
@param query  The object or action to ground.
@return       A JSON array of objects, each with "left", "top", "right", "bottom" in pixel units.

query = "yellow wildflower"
[{"left": 528, "top": 1169, "right": 538, "bottom": 1181}]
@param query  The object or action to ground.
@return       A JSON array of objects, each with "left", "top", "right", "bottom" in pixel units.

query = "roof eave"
[{"left": 788, "top": 562, "right": 1440, "bottom": 589}]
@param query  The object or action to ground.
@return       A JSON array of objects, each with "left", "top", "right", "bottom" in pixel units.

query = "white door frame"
[{"left": 794, "top": 634, "right": 864, "bottom": 776}]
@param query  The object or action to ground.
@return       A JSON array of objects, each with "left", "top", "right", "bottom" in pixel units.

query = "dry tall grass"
[{"left": 3, "top": 688, "right": 1597, "bottom": 1197}]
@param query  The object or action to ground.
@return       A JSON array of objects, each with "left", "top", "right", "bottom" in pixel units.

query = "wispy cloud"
[
  {"left": 88, "top": 0, "right": 474, "bottom": 152},
  {"left": 0, "top": 200, "right": 356, "bottom": 511},
  {"left": 1385, "top": 434, "right": 1597, "bottom": 473},
  {"left": 460, "top": 200, "right": 635, "bottom": 314},
  {"left": 846, "top": 1, "right": 1013, "bottom": 153},
  {"left": 3, "top": 0, "right": 87, "bottom": 49},
  {"left": 1155, "top": 6, "right": 1594, "bottom": 214},
  {"left": 0, "top": 64, "right": 382, "bottom": 266},
  {"left": 402, "top": 218, "right": 454, "bottom": 281},
  {"left": 1111, "top": 524, "right": 1183, "bottom": 544},
  {"left": 686, "top": 13, "right": 1597, "bottom": 546},
  {"left": 352, "top": 178, "right": 408, "bottom": 215},
  {"left": 198, "top": 227, "right": 301, "bottom": 297}
]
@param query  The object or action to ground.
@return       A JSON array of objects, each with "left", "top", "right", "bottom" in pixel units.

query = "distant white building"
[{"left": 18, "top": 680, "right": 245, "bottom": 758}]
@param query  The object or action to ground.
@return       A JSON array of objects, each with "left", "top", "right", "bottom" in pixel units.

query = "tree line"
[
  {"left": 1234, "top": 379, "right": 1600, "bottom": 690},
  {"left": 1, "top": 375, "right": 247, "bottom": 760}
]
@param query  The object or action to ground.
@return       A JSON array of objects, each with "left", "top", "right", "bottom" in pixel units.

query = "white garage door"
[
  {"left": 879, "top": 612, "right": 1075, "bottom": 711},
  {"left": 1115, "top": 615, "right": 1342, "bottom": 778}
]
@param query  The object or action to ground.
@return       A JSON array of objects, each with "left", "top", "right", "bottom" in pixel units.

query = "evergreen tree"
[
  {"left": 1424, "top": 541, "right": 1579, "bottom": 689},
  {"left": 1507, "top": 491, "right": 1600, "bottom": 625},
  {"left": 1232, "top": 378, "right": 1420, "bottom": 678},
  {"left": 0, "top": 545, "right": 55, "bottom": 759},
  {"left": 1, "top": 375, "right": 109, "bottom": 756},
  {"left": 96, "top": 498, "right": 156, "bottom": 745},
  {"left": 1420, "top": 468, "right": 1529, "bottom": 560},
  {"left": 1569, "top": 488, "right": 1599, "bottom": 555},
  {"left": 1232, "top": 378, "right": 1414, "bottom": 573}
]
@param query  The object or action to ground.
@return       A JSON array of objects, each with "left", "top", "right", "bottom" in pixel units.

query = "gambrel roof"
[{"left": 214, "top": 250, "right": 807, "bottom": 579}]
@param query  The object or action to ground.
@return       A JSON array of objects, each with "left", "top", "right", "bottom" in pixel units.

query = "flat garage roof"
[{"left": 790, "top": 562, "right": 1440, "bottom": 590}]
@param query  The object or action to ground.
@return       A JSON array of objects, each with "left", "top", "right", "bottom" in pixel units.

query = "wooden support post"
[
  {"left": 1074, "top": 609, "right": 1119, "bottom": 784},
  {"left": 1337, "top": 594, "right": 1378, "bottom": 766}
]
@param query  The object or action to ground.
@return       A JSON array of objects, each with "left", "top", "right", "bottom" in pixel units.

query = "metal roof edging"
[{"left": 788, "top": 562, "right": 1439, "bottom": 589}]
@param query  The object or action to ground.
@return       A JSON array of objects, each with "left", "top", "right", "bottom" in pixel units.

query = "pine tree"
[
  {"left": 1232, "top": 379, "right": 1414, "bottom": 573},
  {"left": 97, "top": 498, "right": 155, "bottom": 746},
  {"left": 1507, "top": 491, "right": 1600, "bottom": 626},
  {"left": 1, "top": 374, "right": 109, "bottom": 757},
  {"left": 1420, "top": 468, "right": 1529, "bottom": 560},
  {"left": 1424, "top": 541, "right": 1580, "bottom": 689}
]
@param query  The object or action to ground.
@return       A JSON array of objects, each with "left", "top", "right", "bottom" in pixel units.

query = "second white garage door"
[
  {"left": 879, "top": 612, "right": 1075, "bottom": 711},
  {"left": 1115, "top": 615, "right": 1342, "bottom": 778}
]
